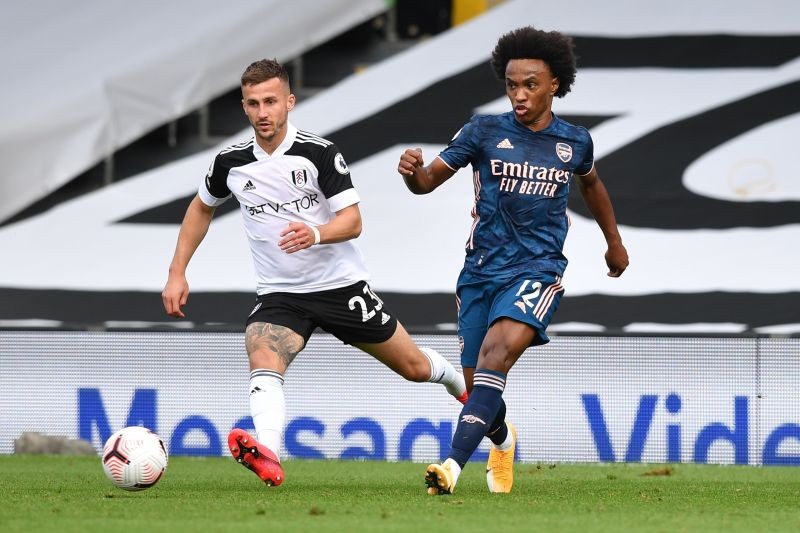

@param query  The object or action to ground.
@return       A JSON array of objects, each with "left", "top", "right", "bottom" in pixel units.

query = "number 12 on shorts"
[{"left": 514, "top": 279, "right": 542, "bottom": 314}]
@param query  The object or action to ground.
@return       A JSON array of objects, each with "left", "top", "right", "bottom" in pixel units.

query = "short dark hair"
[
  {"left": 490, "top": 27, "right": 577, "bottom": 98},
  {"left": 241, "top": 58, "right": 290, "bottom": 87}
]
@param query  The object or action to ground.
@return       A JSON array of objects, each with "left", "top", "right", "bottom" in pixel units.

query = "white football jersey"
[{"left": 198, "top": 123, "right": 370, "bottom": 295}]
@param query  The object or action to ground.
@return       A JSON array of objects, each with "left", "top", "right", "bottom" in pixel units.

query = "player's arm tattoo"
[{"left": 245, "top": 322, "right": 304, "bottom": 369}]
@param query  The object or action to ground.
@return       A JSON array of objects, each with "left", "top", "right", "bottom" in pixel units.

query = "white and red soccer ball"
[{"left": 101, "top": 426, "right": 168, "bottom": 491}]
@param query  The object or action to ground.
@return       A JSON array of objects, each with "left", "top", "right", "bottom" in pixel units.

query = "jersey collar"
[
  {"left": 252, "top": 122, "right": 298, "bottom": 159},
  {"left": 510, "top": 111, "right": 560, "bottom": 134}
]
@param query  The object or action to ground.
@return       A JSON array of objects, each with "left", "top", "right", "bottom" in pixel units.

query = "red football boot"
[
  {"left": 456, "top": 391, "right": 469, "bottom": 405},
  {"left": 228, "top": 428, "right": 284, "bottom": 486}
]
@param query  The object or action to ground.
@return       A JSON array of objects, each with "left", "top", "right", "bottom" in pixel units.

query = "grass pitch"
[{"left": 1, "top": 456, "right": 799, "bottom": 532}]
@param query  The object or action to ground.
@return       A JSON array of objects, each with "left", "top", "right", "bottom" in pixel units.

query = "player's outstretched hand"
[
  {"left": 398, "top": 148, "right": 424, "bottom": 176},
  {"left": 605, "top": 242, "right": 629, "bottom": 277},
  {"left": 162, "top": 274, "right": 189, "bottom": 318},
  {"left": 279, "top": 222, "right": 316, "bottom": 254}
]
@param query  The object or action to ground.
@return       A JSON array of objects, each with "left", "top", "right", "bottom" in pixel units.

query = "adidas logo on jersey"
[
  {"left": 242, "top": 180, "right": 256, "bottom": 191},
  {"left": 496, "top": 138, "right": 514, "bottom": 149}
]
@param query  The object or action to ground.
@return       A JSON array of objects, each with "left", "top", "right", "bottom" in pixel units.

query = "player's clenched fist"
[{"left": 397, "top": 148, "right": 424, "bottom": 176}]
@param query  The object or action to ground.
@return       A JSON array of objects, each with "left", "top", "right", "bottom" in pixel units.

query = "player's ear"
[
  {"left": 550, "top": 77, "right": 560, "bottom": 97},
  {"left": 287, "top": 93, "right": 296, "bottom": 111}
]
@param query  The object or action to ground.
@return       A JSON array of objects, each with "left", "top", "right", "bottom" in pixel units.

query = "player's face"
[
  {"left": 505, "top": 59, "right": 559, "bottom": 130},
  {"left": 242, "top": 78, "right": 296, "bottom": 148}
]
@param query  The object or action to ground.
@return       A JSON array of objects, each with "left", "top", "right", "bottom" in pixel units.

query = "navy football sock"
[
  {"left": 449, "top": 369, "right": 506, "bottom": 468},
  {"left": 487, "top": 398, "right": 508, "bottom": 446}
]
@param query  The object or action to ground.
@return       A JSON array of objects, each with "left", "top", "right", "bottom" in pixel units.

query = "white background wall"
[{"left": 2, "top": 331, "right": 798, "bottom": 466}]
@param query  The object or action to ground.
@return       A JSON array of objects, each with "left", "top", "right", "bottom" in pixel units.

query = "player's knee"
[
  {"left": 478, "top": 340, "right": 515, "bottom": 371},
  {"left": 248, "top": 348, "right": 287, "bottom": 374},
  {"left": 398, "top": 357, "right": 430, "bottom": 382}
]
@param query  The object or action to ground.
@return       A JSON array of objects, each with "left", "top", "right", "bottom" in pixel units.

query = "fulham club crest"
[
  {"left": 292, "top": 169, "right": 307, "bottom": 187},
  {"left": 556, "top": 142, "right": 573, "bottom": 163}
]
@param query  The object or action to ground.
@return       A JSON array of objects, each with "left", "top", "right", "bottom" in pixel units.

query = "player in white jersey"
[{"left": 162, "top": 59, "right": 467, "bottom": 486}]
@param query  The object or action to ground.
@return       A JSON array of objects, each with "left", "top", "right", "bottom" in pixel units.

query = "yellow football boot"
[{"left": 486, "top": 421, "right": 516, "bottom": 493}]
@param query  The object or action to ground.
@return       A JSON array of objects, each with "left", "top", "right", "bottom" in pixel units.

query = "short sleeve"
[
  {"left": 437, "top": 118, "right": 480, "bottom": 171},
  {"left": 198, "top": 154, "right": 232, "bottom": 206},
  {"left": 317, "top": 144, "right": 360, "bottom": 212},
  {"left": 574, "top": 130, "right": 595, "bottom": 176}
]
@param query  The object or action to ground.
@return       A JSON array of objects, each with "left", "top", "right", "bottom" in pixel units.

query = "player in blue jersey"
[{"left": 397, "top": 27, "right": 629, "bottom": 494}]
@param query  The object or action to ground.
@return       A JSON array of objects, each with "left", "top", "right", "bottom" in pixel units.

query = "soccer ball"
[{"left": 101, "top": 426, "right": 168, "bottom": 491}]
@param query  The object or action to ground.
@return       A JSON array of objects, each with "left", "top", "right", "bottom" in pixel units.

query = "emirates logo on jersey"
[
  {"left": 292, "top": 169, "right": 308, "bottom": 188},
  {"left": 556, "top": 142, "right": 573, "bottom": 163}
]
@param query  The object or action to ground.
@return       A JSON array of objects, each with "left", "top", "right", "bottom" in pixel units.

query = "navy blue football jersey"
[{"left": 438, "top": 111, "right": 594, "bottom": 277}]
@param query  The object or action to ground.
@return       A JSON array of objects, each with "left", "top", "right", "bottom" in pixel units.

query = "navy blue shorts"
[
  {"left": 457, "top": 269, "right": 564, "bottom": 368},
  {"left": 246, "top": 281, "right": 398, "bottom": 346}
]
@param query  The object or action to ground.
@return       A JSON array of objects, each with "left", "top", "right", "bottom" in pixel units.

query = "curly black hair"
[{"left": 490, "top": 26, "right": 577, "bottom": 98}]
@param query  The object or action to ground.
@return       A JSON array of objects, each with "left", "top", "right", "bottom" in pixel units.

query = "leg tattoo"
[{"left": 245, "top": 322, "right": 304, "bottom": 370}]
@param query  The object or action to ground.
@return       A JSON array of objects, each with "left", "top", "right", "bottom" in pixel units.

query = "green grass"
[{"left": 1, "top": 456, "right": 800, "bottom": 532}]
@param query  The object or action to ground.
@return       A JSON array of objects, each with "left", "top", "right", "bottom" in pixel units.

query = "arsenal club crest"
[{"left": 556, "top": 142, "right": 573, "bottom": 163}]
